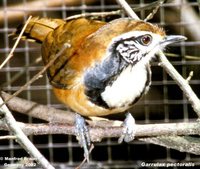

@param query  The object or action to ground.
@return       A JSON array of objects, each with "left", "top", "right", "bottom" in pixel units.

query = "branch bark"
[
  {"left": 140, "top": 136, "right": 200, "bottom": 155},
  {"left": 0, "top": 120, "right": 199, "bottom": 142},
  {"left": 1, "top": 91, "right": 122, "bottom": 128},
  {"left": 0, "top": 120, "right": 200, "bottom": 155},
  {"left": 158, "top": 51, "right": 200, "bottom": 117},
  {"left": 2, "top": 91, "right": 200, "bottom": 155},
  {"left": 0, "top": 97, "right": 55, "bottom": 169},
  {"left": 1, "top": 0, "right": 200, "bottom": 161},
  {"left": 1, "top": 91, "right": 75, "bottom": 125}
]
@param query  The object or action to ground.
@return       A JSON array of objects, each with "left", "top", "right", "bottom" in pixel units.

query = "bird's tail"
[{"left": 11, "top": 17, "right": 65, "bottom": 43}]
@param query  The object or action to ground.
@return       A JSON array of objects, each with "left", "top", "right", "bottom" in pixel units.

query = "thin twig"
[
  {"left": 65, "top": 1, "right": 165, "bottom": 21},
  {"left": 158, "top": 51, "right": 200, "bottom": 117},
  {"left": 1, "top": 0, "right": 199, "bottom": 161},
  {"left": 65, "top": 10, "right": 122, "bottom": 20},
  {"left": 116, "top": 0, "right": 140, "bottom": 19},
  {"left": 115, "top": 0, "right": 200, "bottom": 156},
  {"left": 1, "top": 57, "right": 42, "bottom": 88},
  {"left": 144, "top": 0, "right": 165, "bottom": 22},
  {"left": 0, "top": 135, "right": 16, "bottom": 140},
  {"left": 75, "top": 144, "right": 94, "bottom": 169},
  {"left": 0, "top": 43, "right": 70, "bottom": 109},
  {"left": 116, "top": 0, "right": 200, "bottom": 117},
  {"left": 0, "top": 97, "right": 55, "bottom": 169},
  {"left": 0, "top": 16, "right": 32, "bottom": 69},
  {"left": 186, "top": 71, "right": 194, "bottom": 83},
  {"left": 1, "top": 121, "right": 200, "bottom": 155}
]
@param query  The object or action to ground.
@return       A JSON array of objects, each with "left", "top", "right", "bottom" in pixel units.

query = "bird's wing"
[{"left": 41, "top": 18, "right": 106, "bottom": 89}]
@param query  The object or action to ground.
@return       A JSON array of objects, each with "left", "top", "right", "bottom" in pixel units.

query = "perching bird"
[{"left": 13, "top": 17, "right": 186, "bottom": 160}]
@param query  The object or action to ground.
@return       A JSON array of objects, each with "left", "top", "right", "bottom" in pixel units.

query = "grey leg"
[
  {"left": 75, "top": 113, "right": 91, "bottom": 162},
  {"left": 118, "top": 112, "right": 136, "bottom": 143}
]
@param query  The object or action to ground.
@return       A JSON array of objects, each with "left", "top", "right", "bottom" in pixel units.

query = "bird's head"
[{"left": 108, "top": 20, "right": 186, "bottom": 65}]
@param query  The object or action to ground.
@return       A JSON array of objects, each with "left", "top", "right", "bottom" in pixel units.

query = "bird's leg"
[
  {"left": 118, "top": 112, "right": 136, "bottom": 143},
  {"left": 75, "top": 113, "right": 91, "bottom": 162}
]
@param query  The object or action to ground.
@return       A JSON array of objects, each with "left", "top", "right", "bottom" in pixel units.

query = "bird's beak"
[{"left": 160, "top": 35, "right": 187, "bottom": 46}]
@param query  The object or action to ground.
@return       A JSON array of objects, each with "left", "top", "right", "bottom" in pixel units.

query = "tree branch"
[
  {"left": 0, "top": 97, "right": 55, "bottom": 169},
  {"left": 116, "top": 0, "right": 200, "bottom": 117},
  {"left": 0, "top": 16, "right": 32, "bottom": 69},
  {"left": 116, "top": 0, "right": 140, "bottom": 19},
  {"left": 140, "top": 136, "right": 200, "bottom": 155},
  {"left": 1, "top": 91, "right": 122, "bottom": 128},
  {"left": 2, "top": 91, "right": 200, "bottom": 155},
  {"left": 0, "top": 120, "right": 200, "bottom": 155},
  {"left": 1, "top": 91, "right": 75, "bottom": 125},
  {"left": 158, "top": 51, "right": 200, "bottom": 117},
  {"left": 0, "top": 43, "right": 71, "bottom": 109},
  {"left": 115, "top": 0, "right": 200, "bottom": 156},
  {"left": 1, "top": 0, "right": 199, "bottom": 161}
]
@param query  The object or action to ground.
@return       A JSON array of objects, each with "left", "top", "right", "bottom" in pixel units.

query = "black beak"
[{"left": 160, "top": 35, "right": 187, "bottom": 46}]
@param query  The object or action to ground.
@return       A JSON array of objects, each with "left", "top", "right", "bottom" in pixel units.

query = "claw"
[
  {"left": 75, "top": 113, "right": 90, "bottom": 162},
  {"left": 118, "top": 112, "right": 136, "bottom": 143}
]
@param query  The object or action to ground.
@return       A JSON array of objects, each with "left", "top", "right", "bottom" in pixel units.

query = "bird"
[{"left": 13, "top": 16, "right": 186, "bottom": 160}]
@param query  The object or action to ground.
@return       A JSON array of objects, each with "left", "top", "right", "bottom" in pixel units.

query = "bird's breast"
[
  {"left": 101, "top": 63, "right": 150, "bottom": 108},
  {"left": 84, "top": 53, "right": 151, "bottom": 110}
]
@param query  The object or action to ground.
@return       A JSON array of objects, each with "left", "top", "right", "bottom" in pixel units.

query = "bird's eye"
[{"left": 140, "top": 34, "right": 152, "bottom": 46}]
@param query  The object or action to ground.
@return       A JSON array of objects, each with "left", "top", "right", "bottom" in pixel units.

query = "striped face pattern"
[{"left": 115, "top": 34, "right": 153, "bottom": 64}]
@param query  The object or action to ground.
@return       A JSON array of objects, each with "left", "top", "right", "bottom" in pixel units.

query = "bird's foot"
[
  {"left": 118, "top": 112, "right": 136, "bottom": 143},
  {"left": 75, "top": 113, "right": 90, "bottom": 162}
]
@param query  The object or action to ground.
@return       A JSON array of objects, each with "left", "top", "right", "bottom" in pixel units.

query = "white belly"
[{"left": 101, "top": 63, "right": 149, "bottom": 108}]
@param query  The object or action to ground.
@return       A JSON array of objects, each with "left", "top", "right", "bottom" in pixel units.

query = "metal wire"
[{"left": 0, "top": 0, "right": 200, "bottom": 168}]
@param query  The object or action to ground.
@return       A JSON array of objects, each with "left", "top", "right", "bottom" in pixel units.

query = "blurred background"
[{"left": 0, "top": 0, "right": 200, "bottom": 168}]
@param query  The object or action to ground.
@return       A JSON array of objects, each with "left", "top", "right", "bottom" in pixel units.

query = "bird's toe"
[{"left": 118, "top": 112, "right": 136, "bottom": 143}]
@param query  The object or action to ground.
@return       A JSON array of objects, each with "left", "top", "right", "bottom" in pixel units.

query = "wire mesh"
[{"left": 0, "top": 0, "right": 200, "bottom": 168}]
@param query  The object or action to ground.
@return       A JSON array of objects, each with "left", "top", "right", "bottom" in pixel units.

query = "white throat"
[{"left": 101, "top": 61, "right": 150, "bottom": 108}]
